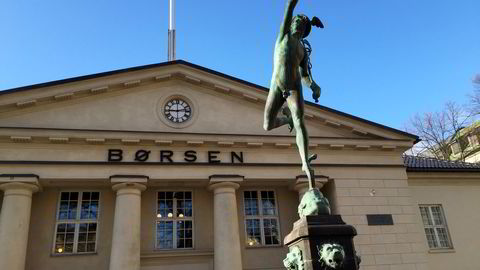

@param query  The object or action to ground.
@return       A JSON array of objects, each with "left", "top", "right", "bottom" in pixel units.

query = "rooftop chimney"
[{"left": 168, "top": 0, "right": 176, "bottom": 61}]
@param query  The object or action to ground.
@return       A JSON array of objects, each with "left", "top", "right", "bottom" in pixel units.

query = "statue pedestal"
[{"left": 284, "top": 215, "right": 360, "bottom": 270}]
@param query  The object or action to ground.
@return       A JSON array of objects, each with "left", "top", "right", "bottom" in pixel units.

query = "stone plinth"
[{"left": 284, "top": 215, "right": 360, "bottom": 270}]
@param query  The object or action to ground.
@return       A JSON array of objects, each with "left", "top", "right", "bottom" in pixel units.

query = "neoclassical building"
[{"left": 0, "top": 61, "right": 478, "bottom": 270}]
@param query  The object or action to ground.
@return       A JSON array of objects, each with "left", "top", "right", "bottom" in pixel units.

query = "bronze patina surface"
[{"left": 263, "top": 0, "right": 323, "bottom": 189}]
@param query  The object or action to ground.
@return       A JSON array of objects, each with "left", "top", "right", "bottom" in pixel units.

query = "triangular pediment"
[{"left": 0, "top": 61, "right": 417, "bottom": 144}]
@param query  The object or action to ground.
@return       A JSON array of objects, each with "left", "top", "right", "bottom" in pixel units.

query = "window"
[
  {"left": 419, "top": 205, "right": 453, "bottom": 249},
  {"left": 243, "top": 190, "right": 280, "bottom": 247},
  {"left": 54, "top": 191, "right": 100, "bottom": 254},
  {"left": 450, "top": 142, "right": 461, "bottom": 155},
  {"left": 156, "top": 191, "right": 193, "bottom": 249},
  {"left": 468, "top": 134, "right": 479, "bottom": 146}
]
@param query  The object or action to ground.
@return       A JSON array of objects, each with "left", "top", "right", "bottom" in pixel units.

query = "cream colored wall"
[
  {"left": 25, "top": 187, "right": 115, "bottom": 270},
  {"left": 321, "top": 167, "right": 429, "bottom": 270},
  {"left": 409, "top": 175, "right": 480, "bottom": 270}
]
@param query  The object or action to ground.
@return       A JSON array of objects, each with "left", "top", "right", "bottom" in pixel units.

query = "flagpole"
[{"left": 168, "top": 0, "right": 176, "bottom": 61}]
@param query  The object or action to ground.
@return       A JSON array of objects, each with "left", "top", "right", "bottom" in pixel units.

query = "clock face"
[{"left": 164, "top": 98, "right": 192, "bottom": 123}]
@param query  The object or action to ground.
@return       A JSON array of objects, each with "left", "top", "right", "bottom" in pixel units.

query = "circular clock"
[{"left": 163, "top": 98, "right": 192, "bottom": 123}]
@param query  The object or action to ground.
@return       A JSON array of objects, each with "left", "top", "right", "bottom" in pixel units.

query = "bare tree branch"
[{"left": 406, "top": 101, "right": 477, "bottom": 162}]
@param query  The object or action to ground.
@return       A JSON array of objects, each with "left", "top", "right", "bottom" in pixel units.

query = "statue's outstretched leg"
[
  {"left": 264, "top": 82, "right": 290, "bottom": 131},
  {"left": 306, "top": 154, "right": 317, "bottom": 189},
  {"left": 285, "top": 90, "right": 315, "bottom": 184}
]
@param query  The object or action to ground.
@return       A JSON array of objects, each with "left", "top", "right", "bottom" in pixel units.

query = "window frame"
[
  {"left": 52, "top": 190, "right": 101, "bottom": 255},
  {"left": 419, "top": 204, "right": 453, "bottom": 250},
  {"left": 242, "top": 189, "right": 281, "bottom": 247},
  {"left": 154, "top": 190, "right": 194, "bottom": 250}
]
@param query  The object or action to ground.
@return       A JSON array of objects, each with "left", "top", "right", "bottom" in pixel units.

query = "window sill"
[
  {"left": 141, "top": 249, "right": 213, "bottom": 259},
  {"left": 51, "top": 252, "right": 97, "bottom": 257},
  {"left": 428, "top": 248, "right": 455, "bottom": 254},
  {"left": 245, "top": 244, "right": 284, "bottom": 249}
]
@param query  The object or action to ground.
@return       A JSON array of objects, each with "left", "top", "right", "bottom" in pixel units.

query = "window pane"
[
  {"left": 419, "top": 206, "right": 433, "bottom": 226},
  {"left": 425, "top": 228, "right": 438, "bottom": 248},
  {"left": 82, "top": 192, "right": 91, "bottom": 200},
  {"left": 77, "top": 243, "right": 86, "bottom": 252},
  {"left": 59, "top": 201, "right": 69, "bottom": 211},
  {"left": 65, "top": 243, "right": 74, "bottom": 253},
  {"left": 68, "top": 202, "right": 77, "bottom": 219},
  {"left": 261, "top": 190, "right": 276, "bottom": 216},
  {"left": 61, "top": 192, "right": 69, "bottom": 200},
  {"left": 87, "top": 243, "right": 96, "bottom": 252},
  {"left": 244, "top": 191, "right": 259, "bottom": 216},
  {"left": 91, "top": 192, "right": 99, "bottom": 200},
  {"left": 66, "top": 224, "right": 75, "bottom": 232},
  {"left": 70, "top": 192, "right": 78, "bottom": 201},
  {"left": 78, "top": 233, "right": 87, "bottom": 242},
  {"left": 430, "top": 206, "right": 444, "bottom": 225},
  {"left": 245, "top": 219, "right": 261, "bottom": 246},
  {"left": 157, "top": 221, "right": 174, "bottom": 249},
  {"left": 263, "top": 219, "right": 280, "bottom": 245},
  {"left": 436, "top": 228, "right": 450, "bottom": 248}
]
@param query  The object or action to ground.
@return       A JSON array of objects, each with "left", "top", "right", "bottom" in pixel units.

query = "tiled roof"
[{"left": 404, "top": 155, "right": 480, "bottom": 172}]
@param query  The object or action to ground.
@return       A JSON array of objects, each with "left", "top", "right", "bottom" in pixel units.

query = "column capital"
[
  {"left": 110, "top": 175, "right": 148, "bottom": 194},
  {"left": 110, "top": 174, "right": 148, "bottom": 184},
  {"left": 208, "top": 175, "right": 243, "bottom": 193},
  {"left": 0, "top": 174, "right": 40, "bottom": 193}
]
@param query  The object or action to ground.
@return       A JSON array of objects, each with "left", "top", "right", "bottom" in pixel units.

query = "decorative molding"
[
  {"left": 355, "top": 145, "right": 370, "bottom": 151},
  {"left": 155, "top": 74, "right": 172, "bottom": 81},
  {"left": 304, "top": 113, "right": 314, "bottom": 119},
  {"left": 213, "top": 84, "right": 231, "bottom": 93},
  {"left": 121, "top": 139, "right": 140, "bottom": 145},
  {"left": 352, "top": 129, "right": 368, "bottom": 136},
  {"left": 217, "top": 141, "right": 234, "bottom": 147},
  {"left": 184, "top": 75, "right": 201, "bottom": 84},
  {"left": 325, "top": 120, "right": 341, "bottom": 128},
  {"left": 53, "top": 93, "right": 74, "bottom": 100},
  {"left": 329, "top": 144, "right": 345, "bottom": 150},
  {"left": 16, "top": 100, "right": 37, "bottom": 107},
  {"left": 90, "top": 86, "right": 109, "bottom": 94},
  {"left": 381, "top": 145, "right": 396, "bottom": 151},
  {"left": 123, "top": 80, "right": 141, "bottom": 87},
  {"left": 155, "top": 140, "right": 173, "bottom": 145},
  {"left": 49, "top": 137, "right": 69, "bottom": 144},
  {"left": 242, "top": 93, "right": 259, "bottom": 102},
  {"left": 187, "top": 141, "right": 204, "bottom": 146},
  {"left": 10, "top": 136, "right": 32, "bottom": 143},
  {"left": 86, "top": 138, "right": 106, "bottom": 144},
  {"left": 247, "top": 142, "right": 263, "bottom": 148},
  {"left": 275, "top": 143, "right": 291, "bottom": 148}
]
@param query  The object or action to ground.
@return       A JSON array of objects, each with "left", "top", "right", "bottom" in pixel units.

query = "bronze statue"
[{"left": 264, "top": 0, "right": 324, "bottom": 189}]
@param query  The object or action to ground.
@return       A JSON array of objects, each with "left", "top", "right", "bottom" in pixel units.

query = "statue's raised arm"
[{"left": 278, "top": 0, "right": 298, "bottom": 41}]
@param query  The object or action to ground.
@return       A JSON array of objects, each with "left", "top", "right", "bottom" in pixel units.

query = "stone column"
[
  {"left": 0, "top": 175, "right": 40, "bottom": 270},
  {"left": 109, "top": 176, "right": 147, "bottom": 270},
  {"left": 293, "top": 175, "right": 329, "bottom": 202},
  {"left": 208, "top": 175, "right": 243, "bottom": 270}
]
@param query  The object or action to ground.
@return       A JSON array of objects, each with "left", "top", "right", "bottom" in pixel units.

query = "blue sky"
[{"left": 1, "top": 0, "right": 479, "bottom": 131}]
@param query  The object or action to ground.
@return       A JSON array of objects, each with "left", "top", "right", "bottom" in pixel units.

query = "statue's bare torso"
[{"left": 273, "top": 35, "right": 304, "bottom": 92}]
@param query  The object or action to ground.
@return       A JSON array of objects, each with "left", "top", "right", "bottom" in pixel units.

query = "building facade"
[{"left": 0, "top": 61, "right": 477, "bottom": 270}]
